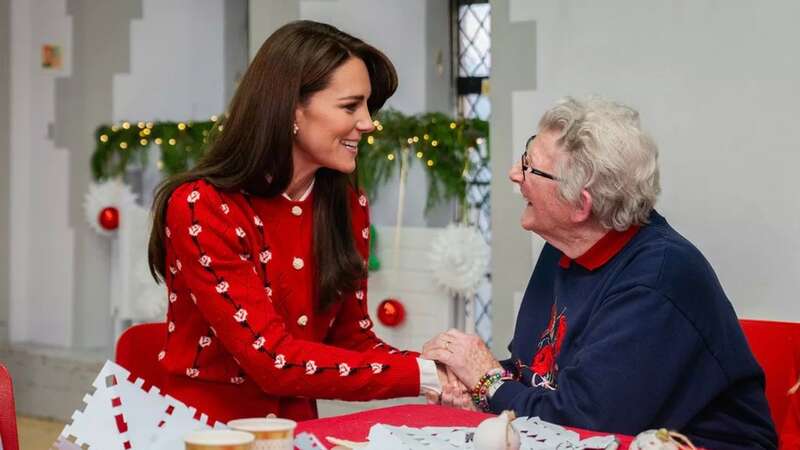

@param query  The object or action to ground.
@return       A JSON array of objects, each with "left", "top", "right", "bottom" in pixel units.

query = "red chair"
[
  {"left": 115, "top": 322, "right": 168, "bottom": 392},
  {"left": 740, "top": 319, "right": 800, "bottom": 447},
  {"left": 0, "top": 363, "right": 20, "bottom": 450}
]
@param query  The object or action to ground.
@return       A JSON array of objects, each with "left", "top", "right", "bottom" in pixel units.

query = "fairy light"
[
  {"left": 137, "top": 122, "right": 145, "bottom": 129},
  {"left": 387, "top": 153, "right": 395, "bottom": 161},
  {"left": 168, "top": 138, "right": 177, "bottom": 146},
  {"left": 416, "top": 151, "right": 423, "bottom": 158},
  {"left": 119, "top": 142, "right": 128, "bottom": 149},
  {"left": 427, "top": 159, "right": 434, "bottom": 167},
  {"left": 423, "top": 134, "right": 430, "bottom": 140},
  {"left": 210, "top": 115, "right": 219, "bottom": 122},
  {"left": 449, "top": 122, "right": 456, "bottom": 129},
  {"left": 407, "top": 138, "right": 414, "bottom": 145},
  {"left": 376, "top": 124, "right": 383, "bottom": 131},
  {"left": 476, "top": 137, "right": 485, "bottom": 145},
  {"left": 218, "top": 125, "right": 224, "bottom": 132},
  {"left": 177, "top": 122, "right": 187, "bottom": 131},
  {"left": 412, "top": 136, "right": 419, "bottom": 143},
  {"left": 372, "top": 120, "right": 380, "bottom": 127},
  {"left": 431, "top": 140, "right": 439, "bottom": 147},
  {"left": 367, "top": 136, "right": 375, "bottom": 145},
  {"left": 142, "top": 128, "right": 151, "bottom": 136},
  {"left": 122, "top": 122, "right": 131, "bottom": 130},
  {"left": 99, "top": 134, "right": 108, "bottom": 143},
  {"left": 155, "top": 138, "right": 163, "bottom": 145},
  {"left": 140, "top": 139, "right": 148, "bottom": 146},
  {"left": 146, "top": 121, "right": 154, "bottom": 129},
  {"left": 111, "top": 124, "right": 119, "bottom": 132}
]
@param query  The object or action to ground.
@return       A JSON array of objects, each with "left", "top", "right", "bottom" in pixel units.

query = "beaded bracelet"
[{"left": 470, "top": 368, "right": 515, "bottom": 411}]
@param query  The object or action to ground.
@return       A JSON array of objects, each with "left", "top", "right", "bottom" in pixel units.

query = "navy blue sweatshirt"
[{"left": 490, "top": 211, "right": 777, "bottom": 449}]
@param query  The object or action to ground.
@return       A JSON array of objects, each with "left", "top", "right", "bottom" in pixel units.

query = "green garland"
[
  {"left": 356, "top": 110, "right": 489, "bottom": 211},
  {"left": 91, "top": 110, "right": 489, "bottom": 211},
  {"left": 91, "top": 117, "right": 222, "bottom": 180}
]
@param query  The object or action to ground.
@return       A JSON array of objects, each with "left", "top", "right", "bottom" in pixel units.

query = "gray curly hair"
[{"left": 539, "top": 96, "right": 661, "bottom": 231}]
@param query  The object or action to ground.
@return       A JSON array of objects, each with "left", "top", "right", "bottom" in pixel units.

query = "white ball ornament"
[
  {"left": 429, "top": 224, "right": 490, "bottom": 298},
  {"left": 473, "top": 411, "right": 521, "bottom": 450}
]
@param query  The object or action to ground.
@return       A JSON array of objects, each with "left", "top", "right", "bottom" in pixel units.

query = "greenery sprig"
[{"left": 357, "top": 110, "right": 489, "bottom": 211}]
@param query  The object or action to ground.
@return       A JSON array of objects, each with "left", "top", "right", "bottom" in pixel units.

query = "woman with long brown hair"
[{"left": 147, "top": 20, "right": 442, "bottom": 422}]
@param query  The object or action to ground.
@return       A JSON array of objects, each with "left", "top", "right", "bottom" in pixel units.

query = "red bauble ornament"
[
  {"left": 377, "top": 298, "right": 405, "bottom": 327},
  {"left": 98, "top": 206, "right": 120, "bottom": 230}
]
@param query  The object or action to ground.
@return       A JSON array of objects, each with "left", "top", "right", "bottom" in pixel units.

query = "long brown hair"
[{"left": 148, "top": 20, "right": 398, "bottom": 310}]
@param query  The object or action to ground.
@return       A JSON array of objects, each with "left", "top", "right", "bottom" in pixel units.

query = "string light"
[
  {"left": 416, "top": 151, "right": 423, "bottom": 158},
  {"left": 111, "top": 125, "right": 119, "bottom": 132},
  {"left": 210, "top": 115, "right": 218, "bottom": 122},
  {"left": 431, "top": 140, "right": 439, "bottom": 147},
  {"left": 142, "top": 128, "right": 151, "bottom": 136},
  {"left": 423, "top": 134, "right": 430, "bottom": 140},
  {"left": 177, "top": 122, "right": 187, "bottom": 131},
  {"left": 122, "top": 122, "right": 131, "bottom": 130},
  {"left": 412, "top": 136, "right": 419, "bottom": 143},
  {"left": 99, "top": 134, "right": 108, "bottom": 143},
  {"left": 367, "top": 136, "right": 375, "bottom": 145},
  {"left": 449, "top": 122, "right": 456, "bottom": 129},
  {"left": 146, "top": 121, "right": 154, "bottom": 129},
  {"left": 427, "top": 159, "right": 434, "bottom": 167},
  {"left": 155, "top": 138, "right": 163, "bottom": 145},
  {"left": 140, "top": 139, "right": 148, "bottom": 146},
  {"left": 476, "top": 137, "right": 485, "bottom": 145},
  {"left": 407, "top": 138, "right": 414, "bottom": 144},
  {"left": 168, "top": 138, "right": 177, "bottom": 146},
  {"left": 218, "top": 125, "right": 224, "bottom": 131},
  {"left": 137, "top": 122, "right": 145, "bottom": 129},
  {"left": 376, "top": 124, "right": 383, "bottom": 131},
  {"left": 372, "top": 120, "right": 380, "bottom": 127},
  {"left": 387, "top": 153, "right": 395, "bottom": 161},
  {"left": 119, "top": 142, "right": 128, "bottom": 149}
]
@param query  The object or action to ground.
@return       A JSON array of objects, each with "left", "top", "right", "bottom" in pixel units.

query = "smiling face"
[
  {"left": 292, "top": 57, "right": 376, "bottom": 175},
  {"left": 509, "top": 130, "right": 577, "bottom": 240}
]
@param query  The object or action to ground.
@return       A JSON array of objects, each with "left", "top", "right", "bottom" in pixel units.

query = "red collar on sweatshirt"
[{"left": 558, "top": 225, "right": 641, "bottom": 271}]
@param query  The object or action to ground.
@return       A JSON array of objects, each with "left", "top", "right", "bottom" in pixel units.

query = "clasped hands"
[{"left": 421, "top": 328, "right": 502, "bottom": 410}]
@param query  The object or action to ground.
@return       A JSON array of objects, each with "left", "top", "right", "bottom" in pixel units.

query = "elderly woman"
[{"left": 425, "top": 97, "right": 777, "bottom": 449}]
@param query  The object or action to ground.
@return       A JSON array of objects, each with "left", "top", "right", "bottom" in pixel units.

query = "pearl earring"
[{"left": 293, "top": 123, "right": 299, "bottom": 135}]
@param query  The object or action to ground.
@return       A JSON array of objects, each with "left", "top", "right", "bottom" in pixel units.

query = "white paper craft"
[
  {"left": 353, "top": 417, "right": 618, "bottom": 450},
  {"left": 54, "top": 360, "right": 226, "bottom": 450}
]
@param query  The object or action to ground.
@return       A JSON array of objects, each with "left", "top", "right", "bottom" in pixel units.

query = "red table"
[{"left": 296, "top": 404, "right": 634, "bottom": 448}]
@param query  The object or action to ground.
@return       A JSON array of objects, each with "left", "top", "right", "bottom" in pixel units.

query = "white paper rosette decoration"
[
  {"left": 429, "top": 224, "right": 490, "bottom": 297},
  {"left": 83, "top": 179, "right": 139, "bottom": 236}
]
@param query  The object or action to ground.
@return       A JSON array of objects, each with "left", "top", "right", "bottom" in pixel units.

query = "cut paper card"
[
  {"left": 356, "top": 419, "right": 616, "bottom": 450},
  {"left": 56, "top": 360, "right": 225, "bottom": 450}
]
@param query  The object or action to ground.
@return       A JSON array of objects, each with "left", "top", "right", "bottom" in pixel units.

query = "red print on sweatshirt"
[{"left": 530, "top": 303, "right": 567, "bottom": 390}]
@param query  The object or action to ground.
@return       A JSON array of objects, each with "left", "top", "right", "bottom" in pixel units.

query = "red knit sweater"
[{"left": 159, "top": 180, "right": 420, "bottom": 423}]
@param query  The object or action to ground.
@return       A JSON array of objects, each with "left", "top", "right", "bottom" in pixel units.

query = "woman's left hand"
[{"left": 422, "top": 329, "right": 501, "bottom": 388}]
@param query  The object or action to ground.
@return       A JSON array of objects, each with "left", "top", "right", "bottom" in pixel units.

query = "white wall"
[
  {"left": 114, "top": 0, "right": 225, "bottom": 121},
  {"left": 503, "top": 0, "right": 800, "bottom": 321},
  {"left": 8, "top": 0, "right": 231, "bottom": 348},
  {"left": 9, "top": 0, "right": 75, "bottom": 346}
]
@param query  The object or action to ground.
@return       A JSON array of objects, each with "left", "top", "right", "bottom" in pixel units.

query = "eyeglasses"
[{"left": 521, "top": 135, "right": 560, "bottom": 181}]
